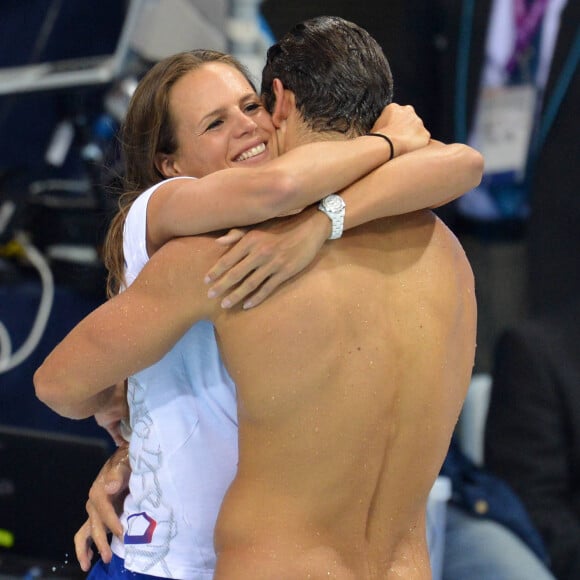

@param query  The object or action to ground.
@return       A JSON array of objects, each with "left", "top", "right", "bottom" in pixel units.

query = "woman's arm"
[
  {"left": 204, "top": 139, "right": 483, "bottom": 308},
  {"left": 341, "top": 139, "right": 483, "bottom": 229},
  {"left": 146, "top": 103, "right": 430, "bottom": 253}
]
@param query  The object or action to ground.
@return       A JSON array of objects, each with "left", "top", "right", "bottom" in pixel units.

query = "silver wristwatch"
[{"left": 318, "top": 194, "right": 346, "bottom": 240}]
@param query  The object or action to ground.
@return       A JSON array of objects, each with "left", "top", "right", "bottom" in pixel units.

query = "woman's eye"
[
  {"left": 245, "top": 103, "right": 261, "bottom": 113},
  {"left": 207, "top": 119, "right": 223, "bottom": 130}
]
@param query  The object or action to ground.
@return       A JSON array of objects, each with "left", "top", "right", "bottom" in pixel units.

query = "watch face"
[{"left": 324, "top": 195, "right": 345, "bottom": 212}]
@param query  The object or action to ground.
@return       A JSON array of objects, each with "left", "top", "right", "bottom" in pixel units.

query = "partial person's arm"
[
  {"left": 34, "top": 236, "right": 222, "bottom": 419},
  {"left": 93, "top": 381, "right": 129, "bottom": 447},
  {"left": 74, "top": 446, "right": 130, "bottom": 571}
]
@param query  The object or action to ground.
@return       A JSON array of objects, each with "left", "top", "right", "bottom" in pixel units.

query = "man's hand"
[
  {"left": 372, "top": 103, "right": 430, "bottom": 157},
  {"left": 74, "top": 446, "right": 130, "bottom": 572},
  {"left": 94, "top": 381, "right": 130, "bottom": 447},
  {"left": 204, "top": 206, "right": 329, "bottom": 309}
]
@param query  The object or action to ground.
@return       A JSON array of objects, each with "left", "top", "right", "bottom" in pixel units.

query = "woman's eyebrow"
[
  {"left": 199, "top": 92, "right": 259, "bottom": 125},
  {"left": 199, "top": 106, "right": 227, "bottom": 125}
]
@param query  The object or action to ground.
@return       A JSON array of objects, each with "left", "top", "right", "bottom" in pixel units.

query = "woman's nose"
[{"left": 233, "top": 109, "right": 258, "bottom": 136}]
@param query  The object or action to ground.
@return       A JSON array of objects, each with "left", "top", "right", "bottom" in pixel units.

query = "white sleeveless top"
[{"left": 110, "top": 178, "right": 239, "bottom": 579}]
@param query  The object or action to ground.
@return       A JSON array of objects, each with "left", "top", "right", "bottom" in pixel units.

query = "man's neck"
[
  {"left": 293, "top": 126, "right": 349, "bottom": 148},
  {"left": 279, "top": 108, "right": 350, "bottom": 152}
]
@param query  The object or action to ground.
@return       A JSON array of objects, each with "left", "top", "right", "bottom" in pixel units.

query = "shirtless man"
[{"left": 36, "top": 17, "right": 478, "bottom": 578}]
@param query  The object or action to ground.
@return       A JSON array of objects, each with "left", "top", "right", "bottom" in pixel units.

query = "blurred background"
[{"left": 0, "top": 1, "right": 577, "bottom": 578}]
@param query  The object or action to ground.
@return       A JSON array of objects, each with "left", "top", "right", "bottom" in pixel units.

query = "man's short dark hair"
[{"left": 261, "top": 16, "right": 394, "bottom": 137}]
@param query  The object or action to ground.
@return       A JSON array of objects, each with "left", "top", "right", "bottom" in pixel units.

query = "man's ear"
[
  {"left": 271, "top": 78, "right": 294, "bottom": 128},
  {"left": 155, "top": 153, "right": 181, "bottom": 178}
]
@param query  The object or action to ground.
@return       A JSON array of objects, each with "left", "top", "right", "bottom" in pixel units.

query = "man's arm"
[
  {"left": 93, "top": 381, "right": 130, "bottom": 447},
  {"left": 34, "top": 236, "right": 220, "bottom": 419}
]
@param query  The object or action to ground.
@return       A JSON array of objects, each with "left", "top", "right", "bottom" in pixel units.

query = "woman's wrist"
[
  {"left": 315, "top": 206, "right": 333, "bottom": 240},
  {"left": 367, "top": 132, "right": 395, "bottom": 160}
]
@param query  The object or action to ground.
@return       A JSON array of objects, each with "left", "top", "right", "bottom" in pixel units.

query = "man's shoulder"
[
  {"left": 157, "top": 234, "right": 225, "bottom": 262},
  {"left": 139, "top": 235, "right": 226, "bottom": 303},
  {"left": 354, "top": 209, "right": 458, "bottom": 254},
  {"left": 371, "top": 210, "right": 474, "bottom": 313}
]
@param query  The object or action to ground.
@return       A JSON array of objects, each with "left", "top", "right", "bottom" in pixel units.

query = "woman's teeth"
[{"left": 235, "top": 143, "right": 266, "bottom": 161}]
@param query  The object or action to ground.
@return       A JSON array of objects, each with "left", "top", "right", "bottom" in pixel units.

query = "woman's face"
[{"left": 166, "top": 62, "right": 278, "bottom": 178}]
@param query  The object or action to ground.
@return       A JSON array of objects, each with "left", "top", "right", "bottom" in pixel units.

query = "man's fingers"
[
  {"left": 74, "top": 520, "right": 95, "bottom": 573},
  {"left": 86, "top": 486, "right": 124, "bottom": 539},
  {"left": 85, "top": 499, "right": 116, "bottom": 559},
  {"left": 104, "top": 445, "right": 131, "bottom": 492},
  {"left": 83, "top": 446, "right": 129, "bottom": 544},
  {"left": 73, "top": 447, "right": 129, "bottom": 573}
]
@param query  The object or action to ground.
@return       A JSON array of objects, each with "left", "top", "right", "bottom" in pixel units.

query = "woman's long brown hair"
[{"left": 103, "top": 50, "right": 254, "bottom": 297}]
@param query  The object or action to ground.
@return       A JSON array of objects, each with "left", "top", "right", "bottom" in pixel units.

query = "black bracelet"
[{"left": 367, "top": 132, "right": 395, "bottom": 161}]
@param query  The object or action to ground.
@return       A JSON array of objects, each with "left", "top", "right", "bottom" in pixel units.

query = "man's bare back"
[
  {"left": 212, "top": 210, "right": 476, "bottom": 579},
  {"left": 34, "top": 202, "right": 475, "bottom": 578}
]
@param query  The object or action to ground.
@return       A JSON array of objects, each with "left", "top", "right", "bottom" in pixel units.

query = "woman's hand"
[
  {"left": 205, "top": 207, "right": 330, "bottom": 309},
  {"left": 74, "top": 446, "right": 130, "bottom": 572},
  {"left": 372, "top": 103, "right": 430, "bottom": 157}
]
